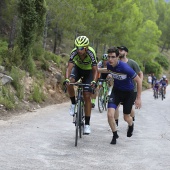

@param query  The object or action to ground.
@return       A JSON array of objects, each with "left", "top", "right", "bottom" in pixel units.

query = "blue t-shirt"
[{"left": 107, "top": 61, "right": 137, "bottom": 91}]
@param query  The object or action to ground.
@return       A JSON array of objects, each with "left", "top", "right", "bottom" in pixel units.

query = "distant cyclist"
[
  {"left": 153, "top": 79, "right": 160, "bottom": 95},
  {"left": 91, "top": 54, "right": 112, "bottom": 108},
  {"left": 63, "top": 36, "right": 98, "bottom": 134},
  {"left": 97, "top": 54, "right": 112, "bottom": 94},
  {"left": 151, "top": 73, "right": 157, "bottom": 88},
  {"left": 159, "top": 75, "right": 168, "bottom": 97}
]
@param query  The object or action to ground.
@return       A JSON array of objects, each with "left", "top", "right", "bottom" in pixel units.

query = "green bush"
[
  {"left": 0, "top": 40, "right": 8, "bottom": 55},
  {"left": 0, "top": 86, "right": 15, "bottom": 110},
  {"left": 0, "top": 45, "right": 23, "bottom": 70},
  {"left": 41, "top": 58, "right": 50, "bottom": 70},
  {"left": 44, "top": 51, "right": 61, "bottom": 65},
  {"left": 155, "top": 54, "right": 169, "bottom": 70},
  {"left": 0, "top": 40, "right": 8, "bottom": 65},
  {"left": 30, "top": 83, "right": 46, "bottom": 103},
  {"left": 32, "top": 44, "right": 45, "bottom": 61},
  {"left": 10, "top": 67, "right": 25, "bottom": 100},
  {"left": 26, "top": 57, "right": 36, "bottom": 76},
  {"left": 145, "top": 61, "right": 162, "bottom": 77}
]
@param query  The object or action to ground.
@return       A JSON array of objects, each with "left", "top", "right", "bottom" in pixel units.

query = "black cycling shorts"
[
  {"left": 133, "top": 92, "right": 137, "bottom": 103},
  {"left": 108, "top": 88, "right": 134, "bottom": 114},
  {"left": 70, "top": 65, "right": 93, "bottom": 92},
  {"left": 119, "top": 91, "right": 137, "bottom": 105}
]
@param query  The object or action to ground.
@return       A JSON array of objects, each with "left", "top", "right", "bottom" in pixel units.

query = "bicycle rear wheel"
[{"left": 98, "top": 87, "right": 104, "bottom": 113}]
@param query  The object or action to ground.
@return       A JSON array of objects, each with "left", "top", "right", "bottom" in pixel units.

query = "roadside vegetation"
[{"left": 0, "top": 0, "right": 170, "bottom": 110}]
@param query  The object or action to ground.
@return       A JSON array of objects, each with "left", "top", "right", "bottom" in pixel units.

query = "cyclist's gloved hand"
[
  {"left": 63, "top": 79, "right": 70, "bottom": 85},
  {"left": 91, "top": 80, "right": 97, "bottom": 88}
]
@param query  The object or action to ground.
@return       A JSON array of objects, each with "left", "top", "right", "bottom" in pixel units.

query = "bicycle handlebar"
[
  {"left": 98, "top": 78, "right": 112, "bottom": 82},
  {"left": 64, "top": 83, "right": 95, "bottom": 94},
  {"left": 69, "top": 83, "right": 91, "bottom": 86}
]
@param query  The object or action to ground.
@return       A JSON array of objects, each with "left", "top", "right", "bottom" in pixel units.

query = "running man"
[
  {"left": 63, "top": 36, "right": 98, "bottom": 134},
  {"left": 114, "top": 46, "right": 143, "bottom": 127},
  {"left": 98, "top": 47, "right": 142, "bottom": 145}
]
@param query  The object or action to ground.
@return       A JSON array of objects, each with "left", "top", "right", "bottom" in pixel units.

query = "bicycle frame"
[
  {"left": 153, "top": 88, "right": 158, "bottom": 99},
  {"left": 98, "top": 79, "right": 109, "bottom": 113},
  {"left": 160, "top": 86, "right": 165, "bottom": 100}
]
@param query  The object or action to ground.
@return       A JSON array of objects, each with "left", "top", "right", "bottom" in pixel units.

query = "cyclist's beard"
[{"left": 78, "top": 51, "right": 86, "bottom": 57}]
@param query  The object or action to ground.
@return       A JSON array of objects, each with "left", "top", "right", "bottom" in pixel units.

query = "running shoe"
[{"left": 127, "top": 123, "right": 134, "bottom": 137}]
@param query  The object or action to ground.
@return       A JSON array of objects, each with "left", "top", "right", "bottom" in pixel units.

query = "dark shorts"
[
  {"left": 153, "top": 86, "right": 159, "bottom": 90},
  {"left": 70, "top": 65, "right": 93, "bottom": 92},
  {"left": 108, "top": 88, "right": 134, "bottom": 114},
  {"left": 133, "top": 92, "right": 137, "bottom": 103},
  {"left": 119, "top": 91, "right": 136, "bottom": 104}
]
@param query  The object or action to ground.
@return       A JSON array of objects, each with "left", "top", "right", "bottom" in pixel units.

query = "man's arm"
[
  {"left": 92, "top": 65, "right": 98, "bottom": 82},
  {"left": 98, "top": 67, "right": 109, "bottom": 73},
  {"left": 138, "top": 71, "right": 143, "bottom": 81},
  {"left": 65, "top": 62, "right": 74, "bottom": 79},
  {"left": 133, "top": 75, "right": 142, "bottom": 109}
]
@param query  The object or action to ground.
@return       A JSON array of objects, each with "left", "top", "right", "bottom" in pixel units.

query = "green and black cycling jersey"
[{"left": 69, "top": 46, "right": 97, "bottom": 70}]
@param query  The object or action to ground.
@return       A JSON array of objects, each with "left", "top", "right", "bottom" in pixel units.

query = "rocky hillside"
[{"left": 0, "top": 61, "right": 69, "bottom": 119}]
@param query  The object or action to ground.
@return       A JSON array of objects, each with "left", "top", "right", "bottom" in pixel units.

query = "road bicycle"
[
  {"left": 160, "top": 86, "right": 165, "bottom": 100},
  {"left": 98, "top": 79, "right": 110, "bottom": 113},
  {"left": 65, "top": 82, "right": 91, "bottom": 146},
  {"left": 153, "top": 88, "right": 159, "bottom": 99}
]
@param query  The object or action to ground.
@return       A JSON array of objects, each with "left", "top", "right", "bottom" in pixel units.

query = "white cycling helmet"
[{"left": 162, "top": 75, "right": 166, "bottom": 79}]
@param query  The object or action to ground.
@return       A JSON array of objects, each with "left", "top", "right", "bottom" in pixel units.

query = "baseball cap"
[{"left": 117, "top": 46, "right": 128, "bottom": 52}]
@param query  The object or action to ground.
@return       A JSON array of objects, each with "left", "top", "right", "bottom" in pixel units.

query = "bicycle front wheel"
[
  {"left": 104, "top": 94, "right": 108, "bottom": 110},
  {"left": 153, "top": 89, "right": 156, "bottom": 99},
  {"left": 161, "top": 88, "right": 164, "bottom": 100},
  {"left": 79, "top": 100, "right": 84, "bottom": 138},
  {"left": 98, "top": 87, "right": 104, "bottom": 113},
  {"left": 75, "top": 103, "right": 79, "bottom": 147}
]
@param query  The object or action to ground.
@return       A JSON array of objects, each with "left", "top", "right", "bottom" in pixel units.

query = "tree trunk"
[
  {"left": 8, "top": 15, "right": 17, "bottom": 50},
  {"left": 53, "top": 23, "right": 58, "bottom": 54},
  {"left": 166, "top": 44, "right": 170, "bottom": 51},
  {"left": 74, "top": 29, "right": 79, "bottom": 48},
  {"left": 95, "top": 40, "right": 99, "bottom": 55},
  {"left": 103, "top": 44, "right": 106, "bottom": 54},
  {"left": 43, "top": 12, "right": 49, "bottom": 49},
  {"left": 161, "top": 42, "right": 166, "bottom": 52}
]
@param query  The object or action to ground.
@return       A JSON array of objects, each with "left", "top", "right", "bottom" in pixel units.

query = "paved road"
[{"left": 0, "top": 86, "right": 170, "bottom": 170}]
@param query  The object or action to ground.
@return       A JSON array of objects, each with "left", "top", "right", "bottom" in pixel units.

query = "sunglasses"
[
  {"left": 76, "top": 46, "right": 85, "bottom": 51},
  {"left": 108, "top": 55, "right": 117, "bottom": 59}
]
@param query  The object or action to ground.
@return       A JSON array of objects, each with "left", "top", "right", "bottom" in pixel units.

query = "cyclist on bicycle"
[
  {"left": 159, "top": 75, "right": 168, "bottom": 97},
  {"left": 98, "top": 54, "right": 113, "bottom": 94},
  {"left": 64, "top": 36, "right": 98, "bottom": 134},
  {"left": 91, "top": 54, "right": 112, "bottom": 108},
  {"left": 153, "top": 79, "right": 160, "bottom": 95}
]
